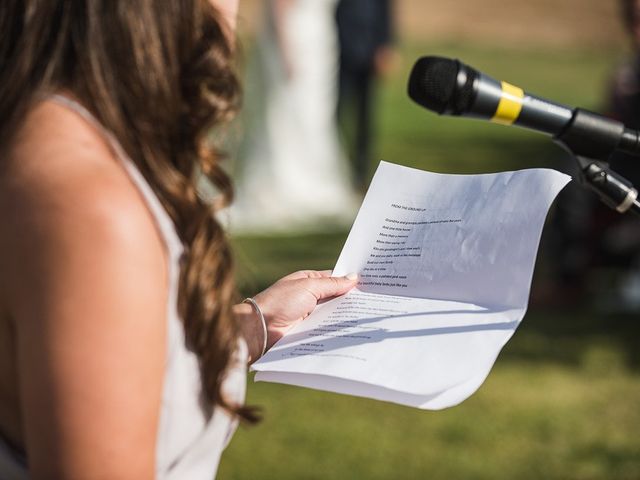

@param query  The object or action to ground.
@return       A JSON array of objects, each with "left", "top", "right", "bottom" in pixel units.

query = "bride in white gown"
[{"left": 230, "top": 0, "right": 358, "bottom": 233}]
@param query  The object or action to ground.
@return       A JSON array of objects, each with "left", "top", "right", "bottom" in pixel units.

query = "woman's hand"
[{"left": 234, "top": 270, "right": 358, "bottom": 362}]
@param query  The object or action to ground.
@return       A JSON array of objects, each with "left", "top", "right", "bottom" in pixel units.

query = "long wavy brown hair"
[{"left": 0, "top": 0, "right": 253, "bottom": 420}]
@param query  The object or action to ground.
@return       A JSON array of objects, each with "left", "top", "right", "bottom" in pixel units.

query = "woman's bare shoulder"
[
  {"left": 0, "top": 98, "right": 167, "bottom": 311},
  {"left": 1, "top": 100, "right": 170, "bottom": 477},
  {"left": 5, "top": 99, "right": 140, "bottom": 215}
]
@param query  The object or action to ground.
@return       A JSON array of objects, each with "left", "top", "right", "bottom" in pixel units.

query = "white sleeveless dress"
[
  {"left": 229, "top": 0, "right": 359, "bottom": 232},
  {"left": 0, "top": 95, "right": 247, "bottom": 479}
]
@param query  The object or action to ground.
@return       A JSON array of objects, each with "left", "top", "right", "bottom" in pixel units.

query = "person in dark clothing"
[
  {"left": 541, "top": 0, "right": 640, "bottom": 310},
  {"left": 588, "top": 0, "right": 640, "bottom": 309},
  {"left": 335, "top": 0, "right": 395, "bottom": 190}
]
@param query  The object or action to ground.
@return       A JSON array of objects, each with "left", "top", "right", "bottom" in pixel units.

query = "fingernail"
[{"left": 345, "top": 272, "right": 358, "bottom": 280}]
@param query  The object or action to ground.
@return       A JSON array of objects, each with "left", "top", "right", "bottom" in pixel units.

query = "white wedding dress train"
[{"left": 230, "top": 0, "right": 358, "bottom": 233}]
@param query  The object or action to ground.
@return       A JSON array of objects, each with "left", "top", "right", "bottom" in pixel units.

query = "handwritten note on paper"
[{"left": 252, "top": 161, "right": 570, "bottom": 409}]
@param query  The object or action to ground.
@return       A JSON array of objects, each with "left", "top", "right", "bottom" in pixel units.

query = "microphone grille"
[{"left": 408, "top": 56, "right": 460, "bottom": 114}]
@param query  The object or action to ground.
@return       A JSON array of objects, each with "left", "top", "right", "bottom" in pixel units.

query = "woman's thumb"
[{"left": 303, "top": 273, "right": 358, "bottom": 301}]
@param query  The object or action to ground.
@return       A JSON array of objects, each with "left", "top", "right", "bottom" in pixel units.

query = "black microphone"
[{"left": 407, "top": 56, "right": 640, "bottom": 160}]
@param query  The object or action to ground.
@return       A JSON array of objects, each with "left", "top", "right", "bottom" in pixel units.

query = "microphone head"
[{"left": 408, "top": 56, "right": 477, "bottom": 115}]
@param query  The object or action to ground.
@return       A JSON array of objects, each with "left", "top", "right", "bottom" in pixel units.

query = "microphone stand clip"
[{"left": 554, "top": 109, "right": 640, "bottom": 216}]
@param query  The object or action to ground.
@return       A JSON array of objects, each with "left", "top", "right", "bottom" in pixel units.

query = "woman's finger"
[
  {"left": 300, "top": 273, "right": 358, "bottom": 301},
  {"left": 279, "top": 270, "right": 324, "bottom": 281}
]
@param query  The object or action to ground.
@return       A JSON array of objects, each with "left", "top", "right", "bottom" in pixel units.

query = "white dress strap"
[{"left": 46, "top": 94, "right": 184, "bottom": 261}]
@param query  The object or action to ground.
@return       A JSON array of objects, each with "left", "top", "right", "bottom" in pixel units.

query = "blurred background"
[{"left": 220, "top": 1, "right": 640, "bottom": 478}]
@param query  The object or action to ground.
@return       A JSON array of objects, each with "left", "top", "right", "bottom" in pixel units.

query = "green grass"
[
  {"left": 221, "top": 362, "right": 640, "bottom": 479},
  {"left": 219, "top": 43, "right": 640, "bottom": 479},
  {"left": 219, "top": 309, "right": 640, "bottom": 479}
]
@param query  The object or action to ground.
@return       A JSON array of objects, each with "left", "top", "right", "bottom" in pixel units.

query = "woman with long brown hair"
[{"left": 0, "top": 0, "right": 358, "bottom": 478}]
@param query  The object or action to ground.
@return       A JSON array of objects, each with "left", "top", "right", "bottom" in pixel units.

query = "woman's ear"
[{"left": 210, "top": 0, "right": 240, "bottom": 33}]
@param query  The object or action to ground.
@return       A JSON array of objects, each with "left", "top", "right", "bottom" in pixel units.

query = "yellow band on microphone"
[{"left": 491, "top": 82, "right": 524, "bottom": 125}]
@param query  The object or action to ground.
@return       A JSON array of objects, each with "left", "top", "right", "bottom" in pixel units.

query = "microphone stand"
[
  {"left": 565, "top": 156, "right": 640, "bottom": 216},
  {"left": 554, "top": 109, "right": 640, "bottom": 216}
]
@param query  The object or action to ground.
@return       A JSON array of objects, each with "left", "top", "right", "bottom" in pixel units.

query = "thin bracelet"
[{"left": 243, "top": 297, "right": 268, "bottom": 359}]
